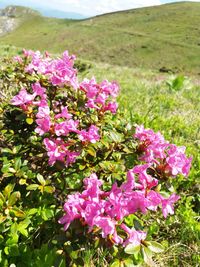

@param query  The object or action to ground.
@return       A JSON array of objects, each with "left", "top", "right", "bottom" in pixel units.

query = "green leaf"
[
  {"left": 37, "top": 174, "right": 46, "bottom": 186},
  {"left": 4, "top": 247, "right": 9, "bottom": 256},
  {"left": 11, "top": 207, "right": 26, "bottom": 218},
  {"left": 26, "top": 208, "right": 38, "bottom": 216},
  {"left": 110, "top": 259, "right": 121, "bottom": 267},
  {"left": 41, "top": 209, "right": 54, "bottom": 221},
  {"left": 8, "top": 191, "right": 21, "bottom": 206},
  {"left": 14, "top": 157, "right": 22, "bottom": 171},
  {"left": 109, "top": 130, "right": 123, "bottom": 143},
  {"left": 86, "top": 146, "right": 96, "bottom": 157},
  {"left": 79, "top": 164, "right": 86, "bottom": 170},
  {"left": 142, "top": 246, "right": 153, "bottom": 266},
  {"left": 6, "top": 232, "right": 18, "bottom": 245},
  {"left": 0, "top": 193, "right": 5, "bottom": 203},
  {"left": 147, "top": 241, "right": 165, "bottom": 253},
  {"left": 44, "top": 186, "right": 55, "bottom": 193},
  {"left": 27, "top": 184, "right": 39, "bottom": 191},
  {"left": 123, "top": 258, "right": 135, "bottom": 267},
  {"left": 0, "top": 215, "right": 6, "bottom": 224},
  {"left": 26, "top": 117, "right": 34, "bottom": 125},
  {"left": 7, "top": 245, "right": 19, "bottom": 257},
  {"left": 1, "top": 163, "right": 12, "bottom": 174},
  {"left": 18, "top": 219, "right": 31, "bottom": 237},
  {"left": 1, "top": 148, "right": 13, "bottom": 154},
  {"left": 124, "top": 244, "right": 140, "bottom": 256},
  {"left": 3, "top": 184, "right": 15, "bottom": 198},
  {"left": 0, "top": 235, "right": 4, "bottom": 244}
]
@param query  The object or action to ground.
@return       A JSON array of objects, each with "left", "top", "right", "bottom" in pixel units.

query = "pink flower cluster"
[
  {"left": 134, "top": 125, "right": 192, "bottom": 178},
  {"left": 11, "top": 50, "right": 120, "bottom": 167},
  {"left": 11, "top": 82, "right": 100, "bottom": 166},
  {"left": 80, "top": 78, "right": 119, "bottom": 114},
  {"left": 59, "top": 171, "right": 180, "bottom": 246},
  {"left": 24, "top": 50, "right": 78, "bottom": 89}
]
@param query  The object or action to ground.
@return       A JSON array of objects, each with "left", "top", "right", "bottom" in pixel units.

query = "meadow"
[{"left": 1, "top": 2, "right": 200, "bottom": 74}]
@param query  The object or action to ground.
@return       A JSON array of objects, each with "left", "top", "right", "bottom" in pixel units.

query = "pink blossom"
[
  {"left": 134, "top": 125, "right": 192, "bottom": 178},
  {"left": 54, "top": 119, "right": 79, "bottom": 136},
  {"left": 11, "top": 88, "right": 34, "bottom": 106},
  {"left": 94, "top": 216, "right": 116, "bottom": 238},
  {"left": 58, "top": 193, "right": 83, "bottom": 230},
  {"left": 132, "top": 164, "right": 158, "bottom": 190},
  {"left": 13, "top": 56, "right": 23, "bottom": 63},
  {"left": 25, "top": 50, "right": 78, "bottom": 89},
  {"left": 120, "top": 223, "right": 147, "bottom": 247},
  {"left": 78, "top": 125, "right": 100, "bottom": 143},
  {"left": 100, "top": 80, "right": 119, "bottom": 98},
  {"left": 82, "top": 173, "right": 103, "bottom": 199},
  {"left": 80, "top": 78, "right": 119, "bottom": 113},
  {"left": 35, "top": 117, "right": 51, "bottom": 135},
  {"left": 54, "top": 107, "right": 72, "bottom": 119},
  {"left": 59, "top": 173, "right": 181, "bottom": 245},
  {"left": 80, "top": 78, "right": 98, "bottom": 98},
  {"left": 165, "top": 144, "right": 192, "bottom": 177},
  {"left": 43, "top": 138, "right": 78, "bottom": 166},
  {"left": 103, "top": 102, "right": 118, "bottom": 114},
  {"left": 161, "top": 193, "right": 180, "bottom": 218},
  {"left": 32, "top": 82, "right": 46, "bottom": 97},
  {"left": 35, "top": 106, "right": 51, "bottom": 135}
]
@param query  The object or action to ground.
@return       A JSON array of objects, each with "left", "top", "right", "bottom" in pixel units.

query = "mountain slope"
[{"left": 0, "top": 2, "right": 200, "bottom": 74}]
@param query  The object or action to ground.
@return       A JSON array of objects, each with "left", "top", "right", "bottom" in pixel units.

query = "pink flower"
[
  {"left": 54, "top": 119, "right": 79, "bottom": 136},
  {"left": 134, "top": 125, "right": 192, "bottom": 178},
  {"left": 66, "top": 150, "right": 80, "bottom": 166},
  {"left": 43, "top": 138, "right": 79, "bottom": 166},
  {"left": 35, "top": 106, "right": 51, "bottom": 135},
  {"left": 104, "top": 102, "right": 118, "bottom": 114},
  {"left": 161, "top": 193, "right": 180, "bottom": 218},
  {"left": 13, "top": 56, "right": 23, "bottom": 63},
  {"left": 94, "top": 216, "right": 116, "bottom": 238},
  {"left": 120, "top": 223, "right": 147, "bottom": 247},
  {"left": 35, "top": 117, "right": 51, "bottom": 135},
  {"left": 80, "top": 78, "right": 98, "bottom": 98},
  {"left": 132, "top": 164, "right": 158, "bottom": 190},
  {"left": 100, "top": 80, "right": 119, "bottom": 98},
  {"left": 165, "top": 144, "right": 192, "bottom": 177},
  {"left": 82, "top": 173, "right": 103, "bottom": 199},
  {"left": 58, "top": 193, "right": 83, "bottom": 230},
  {"left": 32, "top": 82, "right": 46, "bottom": 97},
  {"left": 11, "top": 88, "right": 34, "bottom": 106},
  {"left": 25, "top": 50, "right": 78, "bottom": 89},
  {"left": 80, "top": 78, "right": 119, "bottom": 113},
  {"left": 55, "top": 107, "right": 72, "bottom": 119},
  {"left": 78, "top": 125, "right": 100, "bottom": 143}
]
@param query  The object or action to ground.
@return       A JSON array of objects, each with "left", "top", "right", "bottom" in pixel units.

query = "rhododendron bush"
[{"left": 0, "top": 50, "right": 192, "bottom": 266}]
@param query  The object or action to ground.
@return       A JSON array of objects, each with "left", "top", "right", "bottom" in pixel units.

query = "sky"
[{"left": 0, "top": 0, "right": 200, "bottom": 16}]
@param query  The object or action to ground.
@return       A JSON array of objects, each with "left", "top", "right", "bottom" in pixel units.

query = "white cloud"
[
  {"left": 2, "top": 0, "right": 162, "bottom": 16},
  {"left": 46, "top": 0, "right": 162, "bottom": 15},
  {"left": 3, "top": 0, "right": 200, "bottom": 16}
]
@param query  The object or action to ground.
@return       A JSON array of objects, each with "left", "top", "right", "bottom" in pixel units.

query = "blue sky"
[{"left": 0, "top": 0, "right": 199, "bottom": 16}]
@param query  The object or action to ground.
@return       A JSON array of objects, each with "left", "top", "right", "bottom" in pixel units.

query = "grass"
[{"left": 0, "top": 2, "right": 200, "bottom": 74}]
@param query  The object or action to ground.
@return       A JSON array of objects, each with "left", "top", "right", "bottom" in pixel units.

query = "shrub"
[{"left": 0, "top": 50, "right": 192, "bottom": 266}]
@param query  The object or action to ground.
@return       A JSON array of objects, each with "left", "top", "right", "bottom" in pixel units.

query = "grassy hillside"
[{"left": 0, "top": 2, "right": 200, "bottom": 74}]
